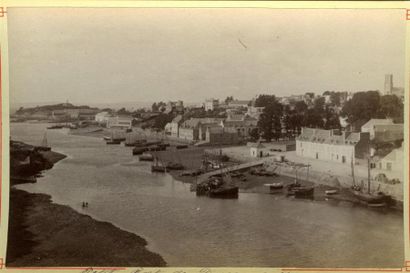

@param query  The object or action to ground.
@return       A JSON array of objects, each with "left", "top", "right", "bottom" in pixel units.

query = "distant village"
[{"left": 12, "top": 74, "right": 404, "bottom": 188}]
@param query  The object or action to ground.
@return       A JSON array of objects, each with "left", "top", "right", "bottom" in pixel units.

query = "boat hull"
[
  {"left": 208, "top": 187, "right": 239, "bottom": 199},
  {"left": 151, "top": 166, "right": 167, "bottom": 173}
]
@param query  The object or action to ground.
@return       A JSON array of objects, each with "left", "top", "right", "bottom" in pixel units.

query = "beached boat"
[
  {"left": 47, "top": 124, "right": 63, "bottom": 129},
  {"left": 132, "top": 147, "right": 148, "bottom": 155},
  {"left": 180, "top": 169, "right": 202, "bottom": 176},
  {"left": 325, "top": 189, "right": 339, "bottom": 195},
  {"left": 151, "top": 156, "right": 167, "bottom": 173},
  {"left": 139, "top": 152, "right": 154, "bottom": 161},
  {"left": 37, "top": 132, "right": 51, "bottom": 151},
  {"left": 176, "top": 144, "right": 188, "bottom": 149},
  {"left": 166, "top": 162, "right": 185, "bottom": 170},
  {"left": 196, "top": 165, "right": 239, "bottom": 199},
  {"left": 352, "top": 190, "right": 386, "bottom": 204},
  {"left": 106, "top": 139, "right": 121, "bottom": 145},
  {"left": 294, "top": 186, "right": 314, "bottom": 198},
  {"left": 264, "top": 182, "right": 284, "bottom": 190},
  {"left": 350, "top": 153, "right": 389, "bottom": 205},
  {"left": 208, "top": 185, "right": 239, "bottom": 198}
]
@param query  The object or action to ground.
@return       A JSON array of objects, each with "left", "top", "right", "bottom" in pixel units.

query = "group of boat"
[
  {"left": 196, "top": 175, "right": 239, "bottom": 199},
  {"left": 264, "top": 180, "right": 315, "bottom": 198}
]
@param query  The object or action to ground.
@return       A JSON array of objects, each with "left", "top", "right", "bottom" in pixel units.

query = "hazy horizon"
[{"left": 8, "top": 8, "right": 406, "bottom": 105}]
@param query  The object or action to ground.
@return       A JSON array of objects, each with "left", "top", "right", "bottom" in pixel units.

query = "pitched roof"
[
  {"left": 249, "top": 141, "right": 265, "bottom": 148},
  {"left": 362, "top": 119, "right": 394, "bottom": 128},
  {"left": 297, "top": 127, "right": 362, "bottom": 146}
]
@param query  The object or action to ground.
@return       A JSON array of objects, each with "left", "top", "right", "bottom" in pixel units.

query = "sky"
[{"left": 7, "top": 8, "right": 406, "bottom": 107}]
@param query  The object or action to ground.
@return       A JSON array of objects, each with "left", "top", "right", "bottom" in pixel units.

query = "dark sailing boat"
[
  {"left": 287, "top": 163, "right": 314, "bottom": 198},
  {"left": 106, "top": 131, "right": 121, "bottom": 145},
  {"left": 151, "top": 154, "right": 167, "bottom": 173},
  {"left": 37, "top": 132, "right": 51, "bottom": 151},
  {"left": 196, "top": 157, "right": 239, "bottom": 199},
  {"left": 350, "top": 153, "right": 387, "bottom": 205}
]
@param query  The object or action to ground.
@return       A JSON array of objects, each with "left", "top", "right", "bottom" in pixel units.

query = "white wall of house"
[
  {"left": 296, "top": 140, "right": 355, "bottom": 164},
  {"left": 107, "top": 116, "right": 132, "bottom": 129}
]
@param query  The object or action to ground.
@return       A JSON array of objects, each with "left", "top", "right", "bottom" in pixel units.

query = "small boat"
[
  {"left": 166, "top": 162, "right": 185, "bottom": 170},
  {"left": 148, "top": 145, "right": 163, "bottom": 151},
  {"left": 47, "top": 125, "right": 63, "bottom": 129},
  {"left": 325, "top": 189, "right": 339, "bottom": 195},
  {"left": 106, "top": 139, "right": 121, "bottom": 145},
  {"left": 264, "top": 182, "right": 284, "bottom": 190},
  {"left": 368, "top": 202, "right": 386, "bottom": 208},
  {"left": 132, "top": 147, "right": 148, "bottom": 155},
  {"left": 294, "top": 186, "right": 314, "bottom": 198},
  {"left": 180, "top": 169, "right": 202, "bottom": 176},
  {"left": 103, "top": 136, "right": 111, "bottom": 141},
  {"left": 176, "top": 144, "right": 188, "bottom": 149},
  {"left": 37, "top": 132, "right": 51, "bottom": 151},
  {"left": 352, "top": 190, "right": 386, "bottom": 204},
  {"left": 139, "top": 152, "right": 154, "bottom": 161},
  {"left": 208, "top": 186, "right": 239, "bottom": 198},
  {"left": 151, "top": 156, "right": 167, "bottom": 173},
  {"left": 151, "top": 165, "right": 167, "bottom": 172}
]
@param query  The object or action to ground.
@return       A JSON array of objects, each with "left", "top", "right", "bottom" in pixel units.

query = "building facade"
[
  {"left": 361, "top": 119, "right": 403, "bottom": 142},
  {"left": 296, "top": 127, "right": 370, "bottom": 164},
  {"left": 377, "top": 147, "right": 403, "bottom": 173},
  {"left": 204, "top": 99, "right": 219, "bottom": 111},
  {"left": 107, "top": 115, "right": 133, "bottom": 129},
  {"left": 205, "top": 127, "right": 240, "bottom": 145}
]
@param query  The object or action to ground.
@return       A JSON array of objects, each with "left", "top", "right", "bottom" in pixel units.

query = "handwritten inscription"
[
  {"left": 81, "top": 267, "right": 264, "bottom": 273},
  {"left": 81, "top": 268, "right": 119, "bottom": 273}
]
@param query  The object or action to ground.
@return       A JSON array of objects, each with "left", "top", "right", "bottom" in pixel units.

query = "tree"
[
  {"left": 152, "top": 103, "right": 158, "bottom": 112},
  {"left": 303, "top": 109, "right": 323, "bottom": 128},
  {"left": 294, "top": 101, "right": 308, "bottom": 113},
  {"left": 255, "top": 95, "right": 283, "bottom": 142},
  {"left": 249, "top": 128, "right": 260, "bottom": 141},
  {"left": 153, "top": 113, "right": 174, "bottom": 129},
  {"left": 379, "top": 95, "right": 403, "bottom": 122},
  {"left": 323, "top": 107, "right": 341, "bottom": 129},
  {"left": 225, "top": 96, "right": 234, "bottom": 104},
  {"left": 117, "top": 108, "right": 129, "bottom": 115},
  {"left": 341, "top": 91, "right": 382, "bottom": 124}
]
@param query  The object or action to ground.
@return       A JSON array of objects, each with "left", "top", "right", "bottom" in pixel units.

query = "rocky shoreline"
[{"left": 7, "top": 141, "right": 167, "bottom": 267}]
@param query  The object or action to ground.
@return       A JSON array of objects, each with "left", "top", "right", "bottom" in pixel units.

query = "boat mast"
[
  {"left": 41, "top": 131, "right": 48, "bottom": 147},
  {"left": 367, "top": 140, "right": 371, "bottom": 194},
  {"left": 351, "top": 155, "right": 356, "bottom": 187},
  {"left": 306, "top": 163, "right": 310, "bottom": 182}
]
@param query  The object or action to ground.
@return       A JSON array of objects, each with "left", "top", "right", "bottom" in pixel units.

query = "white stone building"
[
  {"left": 361, "top": 119, "right": 403, "bottom": 142},
  {"left": 296, "top": 127, "right": 370, "bottom": 164}
]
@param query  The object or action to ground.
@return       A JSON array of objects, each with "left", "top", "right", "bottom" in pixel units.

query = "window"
[{"left": 386, "top": 162, "right": 392, "bottom": 171}]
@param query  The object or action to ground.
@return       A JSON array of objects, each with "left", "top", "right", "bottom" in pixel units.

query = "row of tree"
[{"left": 254, "top": 91, "right": 403, "bottom": 142}]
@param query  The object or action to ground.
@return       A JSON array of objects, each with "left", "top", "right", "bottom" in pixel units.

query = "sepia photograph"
[{"left": 2, "top": 4, "right": 407, "bottom": 271}]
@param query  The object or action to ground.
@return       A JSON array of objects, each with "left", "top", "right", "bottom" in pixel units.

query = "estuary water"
[{"left": 11, "top": 123, "right": 404, "bottom": 268}]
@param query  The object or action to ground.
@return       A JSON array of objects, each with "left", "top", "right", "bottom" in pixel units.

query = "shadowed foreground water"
[{"left": 12, "top": 123, "right": 404, "bottom": 267}]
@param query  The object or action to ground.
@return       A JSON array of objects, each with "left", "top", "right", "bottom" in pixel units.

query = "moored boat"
[
  {"left": 208, "top": 186, "right": 239, "bottom": 198},
  {"left": 166, "top": 162, "right": 185, "bottom": 170},
  {"left": 176, "top": 144, "right": 188, "bottom": 149},
  {"left": 352, "top": 190, "right": 386, "bottom": 204},
  {"left": 325, "top": 189, "right": 339, "bottom": 195},
  {"left": 106, "top": 139, "right": 121, "bottom": 145},
  {"left": 139, "top": 152, "right": 154, "bottom": 161},
  {"left": 133, "top": 147, "right": 148, "bottom": 155},
  {"left": 294, "top": 186, "right": 314, "bottom": 198},
  {"left": 47, "top": 125, "right": 63, "bottom": 129},
  {"left": 151, "top": 156, "right": 167, "bottom": 173}
]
